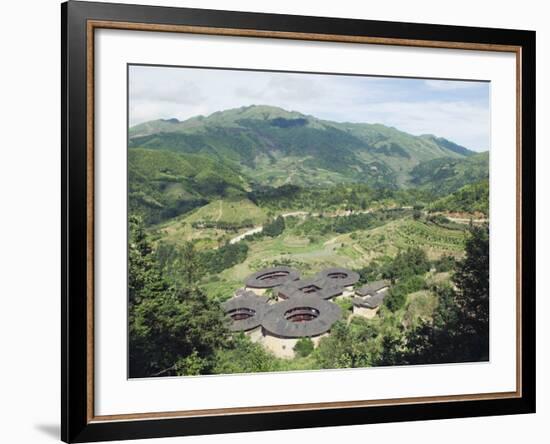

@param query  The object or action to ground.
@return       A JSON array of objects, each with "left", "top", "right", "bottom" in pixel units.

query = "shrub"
[
  {"left": 385, "top": 275, "right": 427, "bottom": 312},
  {"left": 383, "top": 247, "right": 430, "bottom": 281},
  {"left": 335, "top": 298, "right": 353, "bottom": 316},
  {"left": 294, "top": 337, "right": 315, "bottom": 357},
  {"left": 433, "top": 254, "right": 456, "bottom": 272}
]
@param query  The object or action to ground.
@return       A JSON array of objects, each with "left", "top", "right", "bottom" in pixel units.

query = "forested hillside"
[{"left": 129, "top": 105, "right": 488, "bottom": 225}]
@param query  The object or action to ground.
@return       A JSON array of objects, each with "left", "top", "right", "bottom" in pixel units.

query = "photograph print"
[{"left": 127, "top": 65, "right": 490, "bottom": 379}]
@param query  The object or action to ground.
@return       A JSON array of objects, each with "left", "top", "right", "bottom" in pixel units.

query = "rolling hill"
[
  {"left": 128, "top": 105, "right": 489, "bottom": 224},
  {"left": 408, "top": 151, "right": 489, "bottom": 195},
  {"left": 129, "top": 105, "right": 484, "bottom": 188},
  {"left": 129, "top": 148, "right": 249, "bottom": 224}
]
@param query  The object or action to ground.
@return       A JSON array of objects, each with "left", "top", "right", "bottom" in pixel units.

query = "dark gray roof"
[
  {"left": 222, "top": 291, "right": 269, "bottom": 332},
  {"left": 355, "top": 280, "right": 390, "bottom": 297},
  {"left": 277, "top": 278, "right": 343, "bottom": 300},
  {"left": 262, "top": 294, "right": 342, "bottom": 338},
  {"left": 244, "top": 266, "right": 300, "bottom": 289},
  {"left": 352, "top": 289, "right": 389, "bottom": 309},
  {"left": 315, "top": 267, "right": 360, "bottom": 287}
]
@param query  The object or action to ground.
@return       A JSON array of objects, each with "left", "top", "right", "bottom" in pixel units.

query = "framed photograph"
[{"left": 62, "top": 1, "right": 536, "bottom": 442}]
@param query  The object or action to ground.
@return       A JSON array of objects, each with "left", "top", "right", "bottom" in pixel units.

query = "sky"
[{"left": 129, "top": 65, "right": 490, "bottom": 152}]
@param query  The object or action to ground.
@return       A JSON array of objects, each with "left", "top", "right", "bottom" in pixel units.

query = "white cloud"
[
  {"left": 128, "top": 66, "right": 490, "bottom": 151},
  {"left": 349, "top": 100, "right": 490, "bottom": 150},
  {"left": 424, "top": 79, "right": 487, "bottom": 91}
]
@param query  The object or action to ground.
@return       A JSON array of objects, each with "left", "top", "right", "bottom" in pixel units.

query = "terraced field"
[
  {"left": 356, "top": 219, "right": 466, "bottom": 260},
  {"left": 197, "top": 217, "right": 467, "bottom": 301}
]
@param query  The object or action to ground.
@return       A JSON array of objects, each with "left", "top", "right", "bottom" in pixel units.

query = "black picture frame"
[{"left": 61, "top": 1, "right": 536, "bottom": 442}]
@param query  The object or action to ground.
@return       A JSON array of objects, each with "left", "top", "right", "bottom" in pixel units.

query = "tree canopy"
[{"left": 128, "top": 216, "right": 230, "bottom": 378}]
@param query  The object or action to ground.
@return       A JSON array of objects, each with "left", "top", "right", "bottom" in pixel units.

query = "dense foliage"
[
  {"left": 249, "top": 184, "right": 434, "bottom": 213},
  {"left": 429, "top": 180, "right": 489, "bottom": 215},
  {"left": 129, "top": 216, "right": 230, "bottom": 378},
  {"left": 293, "top": 337, "right": 315, "bottom": 358},
  {"left": 384, "top": 275, "right": 427, "bottom": 311},
  {"left": 261, "top": 216, "right": 286, "bottom": 237},
  {"left": 381, "top": 225, "right": 490, "bottom": 364},
  {"left": 156, "top": 241, "right": 249, "bottom": 287},
  {"left": 314, "top": 319, "right": 380, "bottom": 369},
  {"left": 409, "top": 152, "right": 489, "bottom": 196}
]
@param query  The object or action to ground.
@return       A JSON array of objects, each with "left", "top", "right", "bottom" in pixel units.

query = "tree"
[
  {"left": 376, "top": 328, "right": 406, "bottom": 366},
  {"left": 128, "top": 217, "right": 229, "bottom": 378},
  {"left": 294, "top": 337, "right": 314, "bottom": 357},
  {"left": 432, "top": 254, "right": 456, "bottom": 272},
  {"left": 389, "top": 225, "right": 490, "bottom": 365},
  {"left": 384, "top": 287, "right": 407, "bottom": 312},
  {"left": 130, "top": 286, "right": 229, "bottom": 377},
  {"left": 181, "top": 241, "right": 200, "bottom": 285},
  {"left": 395, "top": 285, "right": 459, "bottom": 365},
  {"left": 453, "top": 224, "right": 489, "bottom": 360},
  {"left": 263, "top": 215, "right": 285, "bottom": 237},
  {"left": 213, "top": 334, "right": 277, "bottom": 374},
  {"left": 382, "top": 247, "right": 430, "bottom": 282},
  {"left": 314, "top": 319, "right": 378, "bottom": 369},
  {"left": 128, "top": 215, "right": 167, "bottom": 307}
]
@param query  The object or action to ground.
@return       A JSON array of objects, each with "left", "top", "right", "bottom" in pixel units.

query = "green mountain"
[
  {"left": 128, "top": 106, "right": 488, "bottom": 224},
  {"left": 408, "top": 151, "right": 489, "bottom": 195},
  {"left": 428, "top": 180, "right": 489, "bottom": 215},
  {"left": 419, "top": 134, "right": 476, "bottom": 158},
  {"left": 129, "top": 105, "right": 481, "bottom": 188},
  {"left": 129, "top": 148, "right": 248, "bottom": 224}
]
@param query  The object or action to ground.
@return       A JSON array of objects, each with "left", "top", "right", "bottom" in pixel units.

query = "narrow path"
[
  {"left": 214, "top": 200, "right": 223, "bottom": 222},
  {"left": 226, "top": 206, "right": 487, "bottom": 245},
  {"left": 445, "top": 216, "right": 488, "bottom": 225},
  {"left": 228, "top": 226, "right": 263, "bottom": 244},
  {"left": 281, "top": 211, "right": 309, "bottom": 218}
]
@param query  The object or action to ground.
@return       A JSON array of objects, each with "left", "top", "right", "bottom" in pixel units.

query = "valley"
[
  {"left": 128, "top": 104, "right": 490, "bottom": 376},
  {"left": 132, "top": 104, "right": 488, "bottom": 316}
]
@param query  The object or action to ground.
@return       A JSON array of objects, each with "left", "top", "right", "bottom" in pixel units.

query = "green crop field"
[
  {"left": 184, "top": 198, "right": 267, "bottom": 225},
  {"left": 356, "top": 219, "right": 466, "bottom": 260}
]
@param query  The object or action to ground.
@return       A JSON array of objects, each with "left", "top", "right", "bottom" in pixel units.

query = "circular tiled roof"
[
  {"left": 277, "top": 278, "right": 343, "bottom": 300},
  {"left": 262, "top": 294, "right": 342, "bottom": 338},
  {"left": 222, "top": 291, "right": 269, "bottom": 332},
  {"left": 244, "top": 266, "right": 300, "bottom": 289},
  {"left": 315, "top": 267, "right": 360, "bottom": 287}
]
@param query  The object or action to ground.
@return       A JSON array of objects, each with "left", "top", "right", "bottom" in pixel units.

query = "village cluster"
[{"left": 222, "top": 266, "right": 390, "bottom": 358}]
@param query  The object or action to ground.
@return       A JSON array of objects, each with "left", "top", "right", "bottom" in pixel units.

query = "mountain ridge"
[
  {"left": 129, "top": 105, "right": 481, "bottom": 188},
  {"left": 128, "top": 105, "right": 488, "bottom": 224}
]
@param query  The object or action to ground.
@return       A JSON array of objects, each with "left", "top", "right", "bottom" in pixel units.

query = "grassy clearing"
[
  {"left": 402, "top": 290, "right": 439, "bottom": 328},
  {"left": 154, "top": 198, "right": 268, "bottom": 250},
  {"left": 184, "top": 198, "right": 267, "bottom": 225}
]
